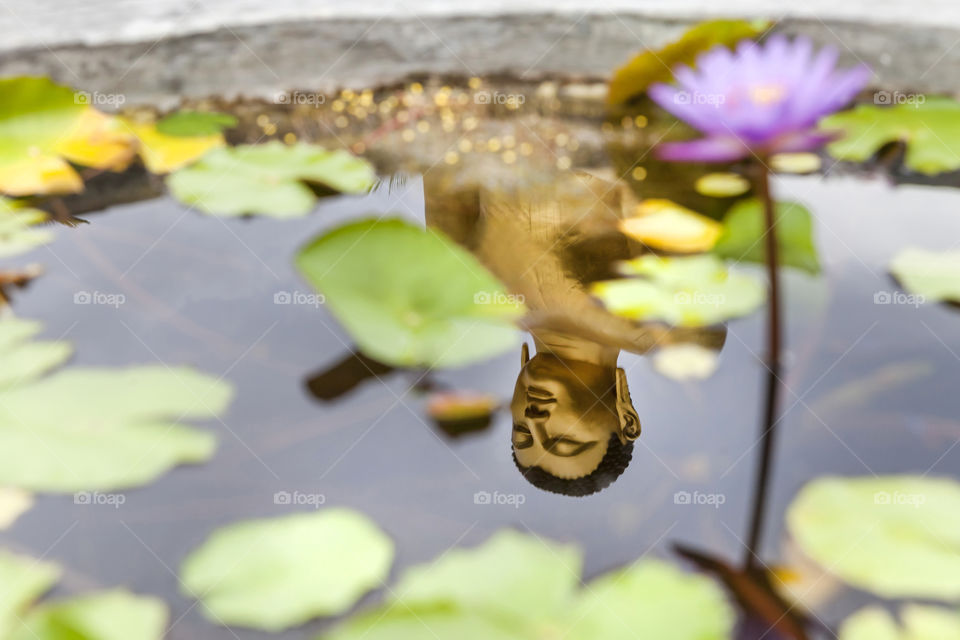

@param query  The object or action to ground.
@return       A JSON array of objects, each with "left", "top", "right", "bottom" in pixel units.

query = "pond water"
[{"left": 4, "top": 77, "right": 960, "bottom": 639}]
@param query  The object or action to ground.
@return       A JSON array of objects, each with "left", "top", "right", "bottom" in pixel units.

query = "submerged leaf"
[
  {"left": 592, "top": 254, "right": 764, "bottom": 327},
  {"left": 840, "top": 605, "right": 960, "bottom": 640},
  {"left": 653, "top": 343, "right": 720, "bottom": 381},
  {"left": 296, "top": 218, "right": 525, "bottom": 368},
  {"left": 181, "top": 509, "right": 394, "bottom": 631},
  {"left": 155, "top": 110, "right": 238, "bottom": 137},
  {"left": 8, "top": 590, "right": 167, "bottom": 640},
  {"left": 608, "top": 20, "right": 768, "bottom": 106},
  {"left": 822, "top": 98, "right": 960, "bottom": 175},
  {"left": 619, "top": 199, "right": 723, "bottom": 253},
  {"left": 0, "top": 77, "right": 136, "bottom": 195},
  {"left": 713, "top": 198, "right": 820, "bottom": 274},
  {"left": 787, "top": 475, "right": 960, "bottom": 600},
  {"left": 167, "top": 141, "right": 376, "bottom": 217},
  {"left": 890, "top": 247, "right": 960, "bottom": 303}
]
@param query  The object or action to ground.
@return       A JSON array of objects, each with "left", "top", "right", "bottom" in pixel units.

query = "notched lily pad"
[
  {"left": 180, "top": 509, "right": 394, "bottom": 631},
  {"left": 787, "top": 475, "right": 960, "bottom": 600},
  {"left": 296, "top": 218, "right": 525, "bottom": 369},
  {"left": 822, "top": 98, "right": 960, "bottom": 175},
  {"left": 890, "top": 247, "right": 960, "bottom": 303},
  {"left": 167, "top": 141, "right": 377, "bottom": 217},
  {"left": 713, "top": 198, "right": 820, "bottom": 274},
  {"left": 592, "top": 254, "right": 765, "bottom": 327}
]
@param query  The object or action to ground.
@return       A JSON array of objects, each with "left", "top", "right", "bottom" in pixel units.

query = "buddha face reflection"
[{"left": 511, "top": 346, "right": 640, "bottom": 496}]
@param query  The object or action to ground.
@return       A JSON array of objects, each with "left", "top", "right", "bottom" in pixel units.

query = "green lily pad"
[
  {"left": 608, "top": 19, "right": 768, "bottom": 106},
  {"left": 392, "top": 529, "right": 582, "bottom": 625},
  {"left": 591, "top": 254, "right": 765, "bottom": 327},
  {"left": 822, "top": 98, "right": 960, "bottom": 175},
  {"left": 890, "top": 247, "right": 960, "bottom": 303},
  {"left": 296, "top": 218, "right": 525, "bottom": 368},
  {"left": 0, "top": 198, "right": 53, "bottom": 258},
  {"left": 0, "top": 550, "right": 60, "bottom": 637},
  {"left": 0, "top": 317, "right": 231, "bottom": 492},
  {"left": 712, "top": 198, "right": 820, "bottom": 274},
  {"left": 787, "top": 475, "right": 960, "bottom": 600},
  {"left": 8, "top": 590, "right": 168, "bottom": 640},
  {"left": 155, "top": 110, "right": 238, "bottom": 137},
  {"left": 0, "top": 76, "right": 84, "bottom": 167},
  {"left": 166, "top": 141, "right": 376, "bottom": 217},
  {"left": 323, "top": 605, "right": 527, "bottom": 640},
  {"left": 565, "top": 559, "right": 736, "bottom": 640},
  {"left": 840, "top": 605, "right": 960, "bottom": 640},
  {"left": 180, "top": 509, "right": 394, "bottom": 631}
]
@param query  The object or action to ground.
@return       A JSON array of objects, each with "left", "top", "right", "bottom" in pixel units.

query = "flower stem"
[{"left": 744, "top": 162, "right": 782, "bottom": 573}]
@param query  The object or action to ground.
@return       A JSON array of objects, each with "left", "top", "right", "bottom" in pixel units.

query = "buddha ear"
[
  {"left": 615, "top": 368, "right": 641, "bottom": 443},
  {"left": 521, "top": 342, "right": 530, "bottom": 366}
]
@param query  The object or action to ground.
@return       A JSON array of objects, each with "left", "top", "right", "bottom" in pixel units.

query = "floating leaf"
[
  {"left": 122, "top": 119, "right": 225, "bottom": 174},
  {"left": 0, "top": 550, "right": 59, "bottom": 637},
  {"left": 167, "top": 141, "right": 376, "bottom": 217},
  {"left": 323, "top": 606, "right": 526, "bottom": 640},
  {"left": 695, "top": 172, "right": 751, "bottom": 197},
  {"left": 608, "top": 20, "right": 768, "bottom": 106},
  {"left": 619, "top": 199, "right": 723, "bottom": 253},
  {"left": 890, "top": 247, "right": 960, "bottom": 303},
  {"left": 713, "top": 198, "right": 820, "bottom": 274},
  {"left": 770, "top": 152, "right": 822, "bottom": 174},
  {"left": 0, "top": 487, "right": 33, "bottom": 529},
  {"left": 840, "top": 605, "right": 960, "bottom": 640},
  {"left": 822, "top": 98, "right": 960, "bottom": 175},
  {"left": 392, "top": 529, "right": 582, "bottom": 625},
  {"left": 565, "top": 559, "right": 736, "bottom": 640},
  {"left": 787, "top": 475, "right": 960, "bottom": 600},
  {"left": 296, "top": 218, "right": 524, "bottom": 368},
  {"left": 592, "top": 254, "right": 764, "bottom": 327},
  {"left": 653, "top": 343, "right": 720, "bottom": 381},
  {"left": 0, "top": 317, "right": 230, "bottom": 492},
  {"left": 8, "top": 590, "right": 167, "bottom": 640},
  {"left": 0, "top": 77, "right": 136, "bottom": 195},
  {"left": 0, "top": 198, "right": 53, "bottom": 258},
  {"left": 155, "top": 110, "right": 238, "bottom": 137},
  {"left": 181, "top": 509, "right": 394, "bottom": 631}
]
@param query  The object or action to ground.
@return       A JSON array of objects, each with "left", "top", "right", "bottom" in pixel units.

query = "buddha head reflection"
[{"left": 511, "top": 343, "right": 640, "bottom": 496}]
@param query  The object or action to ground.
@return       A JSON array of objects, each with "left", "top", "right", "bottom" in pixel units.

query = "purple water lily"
[{"left": 648, "top": 35, "right": 871, "bottom": 162}]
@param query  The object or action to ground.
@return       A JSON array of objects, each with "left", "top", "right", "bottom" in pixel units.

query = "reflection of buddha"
[{"left": 426, "top": 167, "right": 723, "bottom": 496}]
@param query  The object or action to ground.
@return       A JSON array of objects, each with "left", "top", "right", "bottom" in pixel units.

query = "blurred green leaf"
[
  {"left": 296, "top": 218, "right": 525, "bottom": 369},
  {"left": 608, "top": 20, "right": 768, "bottom": 106},
  {"left": 155, "top": 110, "right": 238, "bottom": 137},
  {"left": 167, "top": 141, "right": 376, "bottom": 217},
  {"left": 8, "top": 590, "right": 167, "bottom": 640},
  {"left": 591, "top": 254, "right": 764, "bottom": 327},
  {"left": 180, "top": 509, "right": 394, "bottom": 631},
  {"left": 713, "top": 198, "right": 820, "bottom": 274},
  {"left": 787, "top": 475, "right": 960, "bottom": 600},
  {"left": 0, "top": 198, "right": 53, "bottom": 258},
  {"left": 840, "top": 605, "right": 960, "bottom": 640},
  {"left": 0, "top": 317, "right": 231, "bottom": 492},
  {"left": 890, "top": 247, "right": 960, "bottom": 303},
  {"left": 822, "top": 98, "right": 960, "bottom": 175},
  {"left": 0, "top": 550, "right": 60, "bottom": 637},
  {"left": 323, "top": 606, "right": 527, "bottom": 640}
]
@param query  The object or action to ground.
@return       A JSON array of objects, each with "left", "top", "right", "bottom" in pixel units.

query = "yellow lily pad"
[
  {"left": 694, "top": 172, "right": 751, "bottom": 198},
  {"left": 619, "top": 199, "right": 723, "bottom": 253},
  {"left": 770, "top": 153, "right": 822, "bottom": 174},
  {"left": 122, "top": 119, "right": 225, "bottom": 174}
]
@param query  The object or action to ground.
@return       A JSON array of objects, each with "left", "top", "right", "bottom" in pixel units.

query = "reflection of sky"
[{"left": 5, "top": 173, "right": 960, "bottom": 637}]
